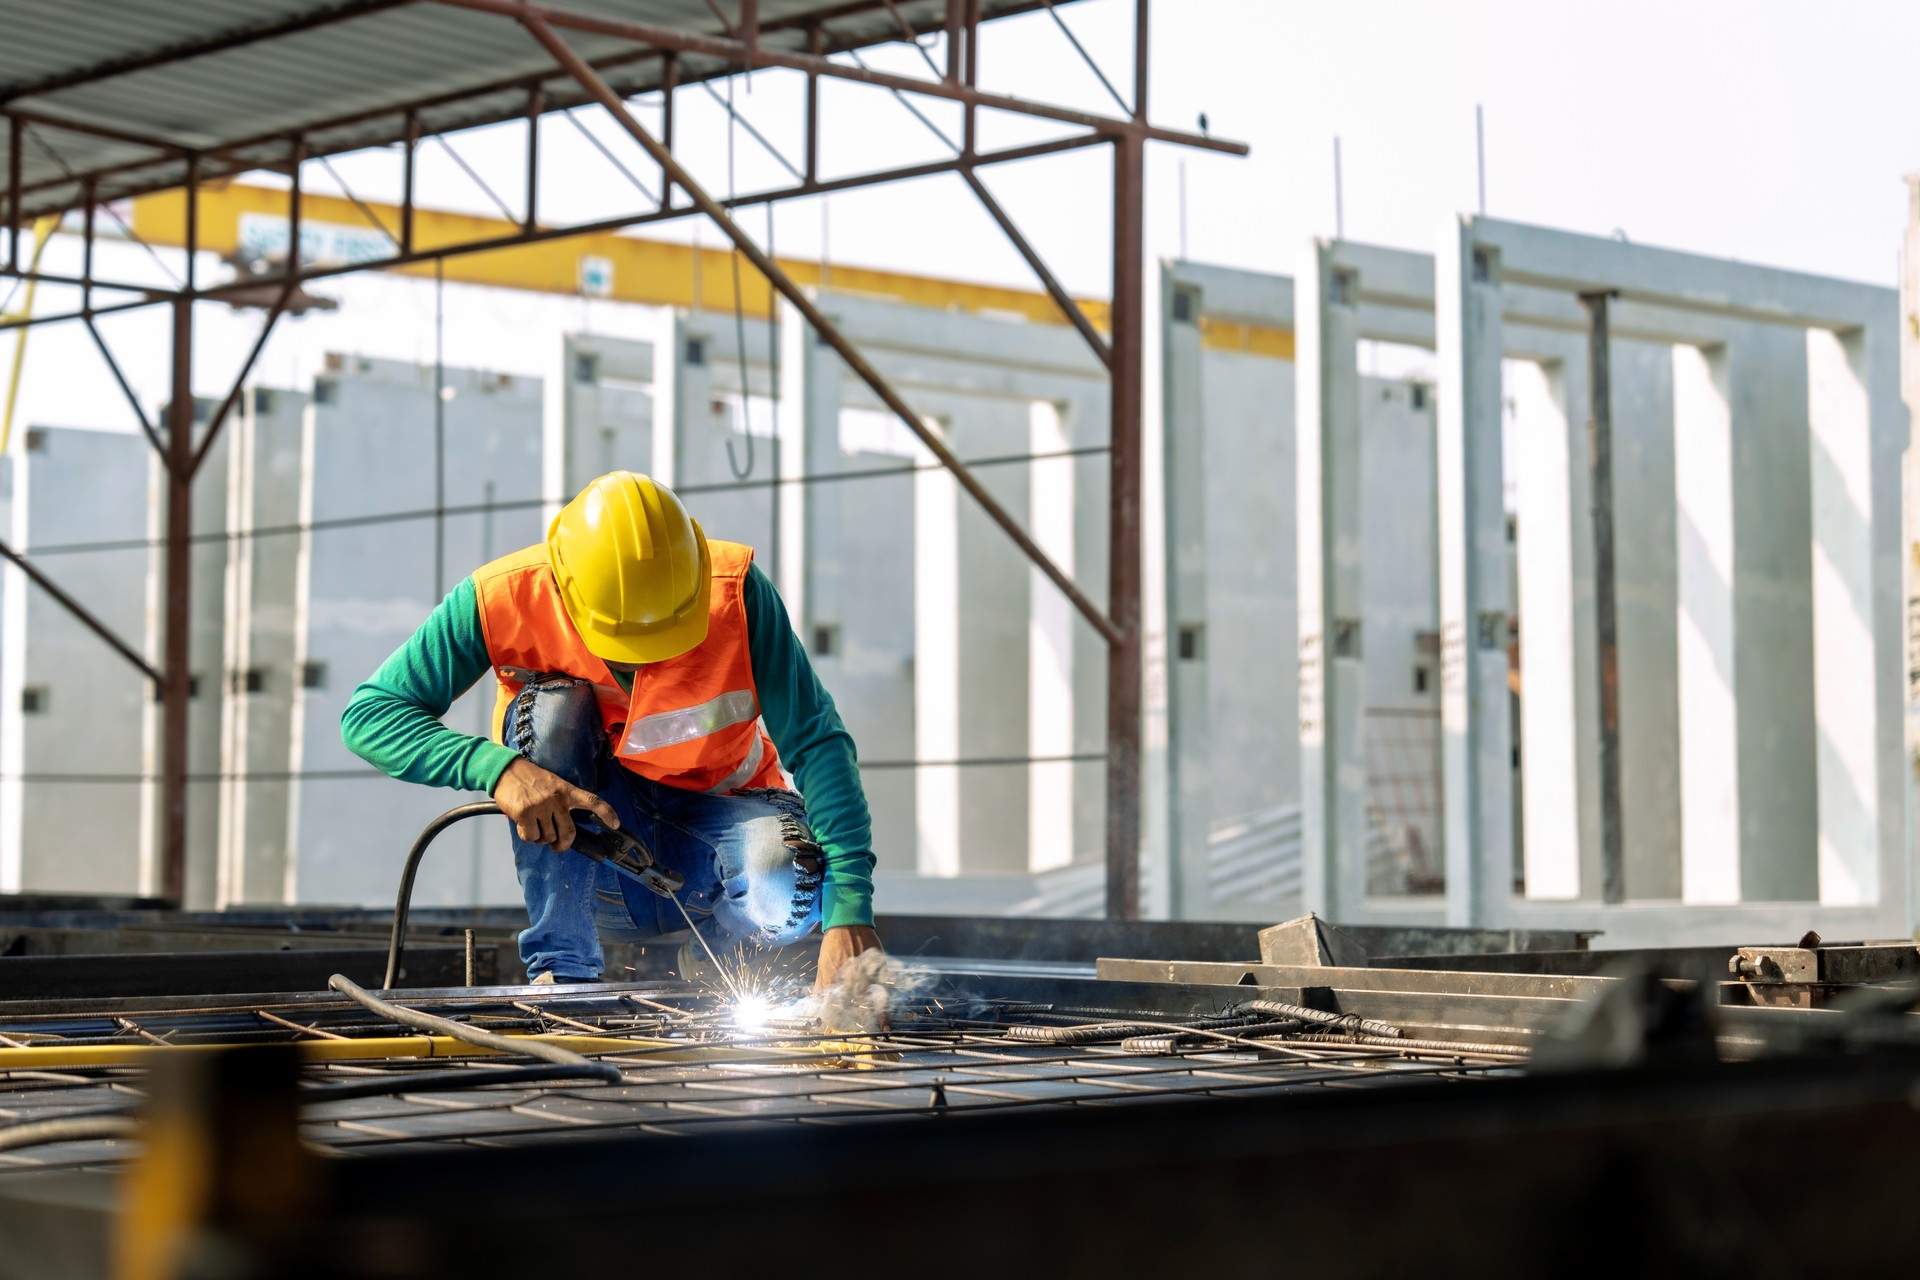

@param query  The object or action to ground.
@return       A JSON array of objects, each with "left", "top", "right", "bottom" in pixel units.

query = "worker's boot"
[{"left": 529, "top": 972, "right": 600, "bottom": 985}]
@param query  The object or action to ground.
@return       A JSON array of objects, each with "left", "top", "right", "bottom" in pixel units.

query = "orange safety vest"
[{"left": 472, "top": 539, "right": 785, "bottom": 795}]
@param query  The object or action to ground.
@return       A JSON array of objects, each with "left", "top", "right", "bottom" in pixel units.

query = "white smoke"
[{"left": 806, "top": 949, "right": 937, "bottom": 1034}]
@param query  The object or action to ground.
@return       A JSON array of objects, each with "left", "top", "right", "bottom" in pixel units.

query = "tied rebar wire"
[
  {"left": 327, "top": 972, "right": 621, "bottom": 1077},
  {"left": 0, "top": 987, "right": 1529, "bottom": 1164},
  {"left": 1240, "top": 999, "right": 1405, "bottom": 1040}
]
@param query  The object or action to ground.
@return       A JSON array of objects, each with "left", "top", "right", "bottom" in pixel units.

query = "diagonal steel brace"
[{"left": 514, "top": 9, "right": 1122, "bottom": 646}]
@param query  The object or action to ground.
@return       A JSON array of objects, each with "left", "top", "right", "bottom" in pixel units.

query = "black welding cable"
[
  {"left": 328, "top": 974, "right": 619, "bottom": 1078},
  {"left": 383, "top": 801, "right": 503, "bottom": 989}
]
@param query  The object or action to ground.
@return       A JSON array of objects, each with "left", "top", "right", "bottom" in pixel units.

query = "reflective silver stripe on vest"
[
  {"left": 621, "top": 689, "right": 759, "bottom": 755},
  {"left": 706, "top": 729, "right": 765, "bottom": 795}
]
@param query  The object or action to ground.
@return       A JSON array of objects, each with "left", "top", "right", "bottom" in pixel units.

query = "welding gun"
[{"left": 568, "top": 810, "right": 685, "bottom": 900}]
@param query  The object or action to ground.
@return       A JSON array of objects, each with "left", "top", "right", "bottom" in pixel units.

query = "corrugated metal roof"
[{"left": 0, "top": 0, "right": 1073, "bottom": 221}]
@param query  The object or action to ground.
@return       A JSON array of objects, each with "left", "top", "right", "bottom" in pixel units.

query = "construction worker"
[{"left": 341, "top": 470, "right": 881, "bottom": 991}]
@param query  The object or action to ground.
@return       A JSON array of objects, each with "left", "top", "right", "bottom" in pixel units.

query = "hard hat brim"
[
  {"left": 579, "top": 613, "right": 710, "bottom": 666},
  {"left": 573, "top": 577, "right": 711, "bottom": 666}
]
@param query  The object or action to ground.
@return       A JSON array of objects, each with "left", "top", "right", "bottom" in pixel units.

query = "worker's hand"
[
  {"left": 813, "top": 925, "right": 884, "bottom": 995},
  {"left": 492, "top": 757, "right": 618, "bottom": 853}
]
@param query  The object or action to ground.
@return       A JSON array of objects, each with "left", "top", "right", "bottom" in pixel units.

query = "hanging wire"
[
  {"left": 765, "top": 198, "right": 780, "bottom": 584},
  {"left": 724, "top": 69, "right": 755, "bottom": 481},
  {"left": 433, "top": 258, "right": 446, "bottom": 597}
]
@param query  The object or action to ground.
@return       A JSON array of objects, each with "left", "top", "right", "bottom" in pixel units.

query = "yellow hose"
[
  {"left": 0, "top": 1030, "right": 871, "bottom": 1070},
  {"left": 1, "top": 215, "right": 58, "bottom": 456}
]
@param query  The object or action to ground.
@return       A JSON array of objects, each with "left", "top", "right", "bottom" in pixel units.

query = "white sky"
[{"left": 8, "top": 0, "right": 1920, "bottom": 432}]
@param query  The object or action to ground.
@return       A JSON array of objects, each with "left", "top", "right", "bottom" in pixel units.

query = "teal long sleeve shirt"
[{"left": 339, "top": 564, "right": 876, "bottom": 929}]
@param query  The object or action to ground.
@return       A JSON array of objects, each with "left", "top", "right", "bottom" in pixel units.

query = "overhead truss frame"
[{"left": 0, "top": 0, "right": 1247, "bottom": 916}]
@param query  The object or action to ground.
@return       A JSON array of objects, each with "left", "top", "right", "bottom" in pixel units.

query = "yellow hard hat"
[{"left": 547, "top": 471, "right": 710, "bottom": 665}]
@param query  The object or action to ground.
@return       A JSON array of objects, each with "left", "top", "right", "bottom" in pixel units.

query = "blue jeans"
[{"left": 504, "top": 675, "right": 824, "bottom": 980}]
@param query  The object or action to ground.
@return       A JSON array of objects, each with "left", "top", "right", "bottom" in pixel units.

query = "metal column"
[
  {"left": 161, "top": 296, "right": 193, "bottom": 905},
  {"left": 1581, "top": 291, "right": 1623, "bottom": 904},
  {"left": 1103, "top": 1, "right": 1149, "bottom": 918}
]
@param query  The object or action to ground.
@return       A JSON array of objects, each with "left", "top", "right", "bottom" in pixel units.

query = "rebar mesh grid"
[{"left": 0, "top": 986, "right": 1523, "bottom": 1176}]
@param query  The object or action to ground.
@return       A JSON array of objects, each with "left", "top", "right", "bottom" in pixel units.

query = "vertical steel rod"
[
  {"left": 1333, "top": 136, "right": 1343, "bottom": 240},
  {"left": 1132, "top": 0, "right": 1149, "bottom": 120},
  {"left": 660, "top": 54, "right": 678, "bottom": 207},
  {"left": 81, "top": 179, "right": 95, "bottom": 297},
  {"left": 804, "top": 26, "right": 821, "bottom": 184},
  {"left": 962, "top": 0, "right": 979, "bottom": 153},
  {"left": 401, "top": 111, "right": 419, "bottom": 255},
  {"left": 1476, "top": 104, "right": 1486, "bottom": 216},
  {"left": 161, "top": 295, "right": 194, "bottom": 905},
  {"left": 6, "top": 115, "right": 19, "bottom": 274},
  {"left": 945, "top": 0, "right": 962, "bottom": 82},
  {"left": 1105, "top": 127, "right": 1146, "bottom": 919},
  {"left": 287, "top": 136, "right": 304, "bottom": 291},
  {"left": 523, "top": 84, "right": 543, "bottom": 232},
  {"left": 1582, "top": 290, "right": 1623, "bottom": 904},
  {"left": 184, "top": 152, "right": 200, "bottom": 290}
]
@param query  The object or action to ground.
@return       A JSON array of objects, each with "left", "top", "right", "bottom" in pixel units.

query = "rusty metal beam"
[
  {"left": 520, "top": 10, "right": 1120, "bottom": 647},
  {"left": 0, "top": 106, "right": 188, "bottom": 158},
  {"left": 434, "top": 0, "right": 1244, "bottom": 157},
  {"left": 5, "top": 115, "right": 18, "bottom": 273},
  {"left": 1582, "top": 290, "right": 1624, "bottom": 904},
  {"left": 0, "top": 130, "right": 1108, "bottom": 329},
  {"left": 178, "top": 131, "right": 1107, "bottom": 304},
  {"left": 82, "top": 315, "right": 167, "bottom": 458},
  {"left": 159, "top": 295, "right": 194, "bottom": 905},
  {"left": 401, "top": 111, "right": 419, "bottom": 255},
  {"left": 523, "top": 84, "right": 543, "bottom": 232},
  {"left": 190, "top": 283, "right": 294, "bottom": 479},
  {"left": 0, "top": 539, "right": 160, "bottom": 684},
  {"left": 1105, "top": 128, "right": 1145, "bottom": 919},
  {"left": 959, "top": 167, "right": 1109, "bottom": 367},
  {"left": 4, "top": 2, "right": 1238, "bottom": 225}
]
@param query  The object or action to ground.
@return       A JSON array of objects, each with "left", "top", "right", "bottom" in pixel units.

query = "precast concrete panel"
[
  {"left": 287, "top": 356, "right": 542, "bottom": 907},
  {"left": 1609, "top": 342, "right": 1682, "bottom": 901},
  {"left": 216, "top": 386, "right": 310, "bottom": 906},
  {"left": 560, "top": 331, "right": 654, "bottom": 498},
  {"left": 820, "top": 455, "right": 916, "bottom": 866},
  {"left": 675, "top": 314, "right": 777, "bottom": 555},
  {"left": 1358, "top": 377, "right": 1441, "bottom": 896},
  {"left": 1163, "top": 261, "right": 1306, "bottom": 916},
  {"left": 1161, "top": 264, "right": 1212, "bottom": 914},
  {"left": 1453, "top": 217, "right": 1902, "bottom": 935},
  {"left": 0, "top": 427, "right": 151, "bottom": 894},
  {"left": 1435, "top": 222, "right": 1514, "bottom": 928},
  {"left": 811, "top": 292, "right": 1109, "bottom": 879}
]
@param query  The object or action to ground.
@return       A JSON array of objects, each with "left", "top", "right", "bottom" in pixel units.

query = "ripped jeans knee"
[{"left": 712, "top": 787, "right": 824, "bottom": 948}]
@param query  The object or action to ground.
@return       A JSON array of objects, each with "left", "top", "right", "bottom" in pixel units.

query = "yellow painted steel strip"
[
  {"left": 127, "top": 183, "right": 1292, "bottom": 359},
  {"left": 0, "top": 1031, "right": 849, "bottom": 1070}
]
